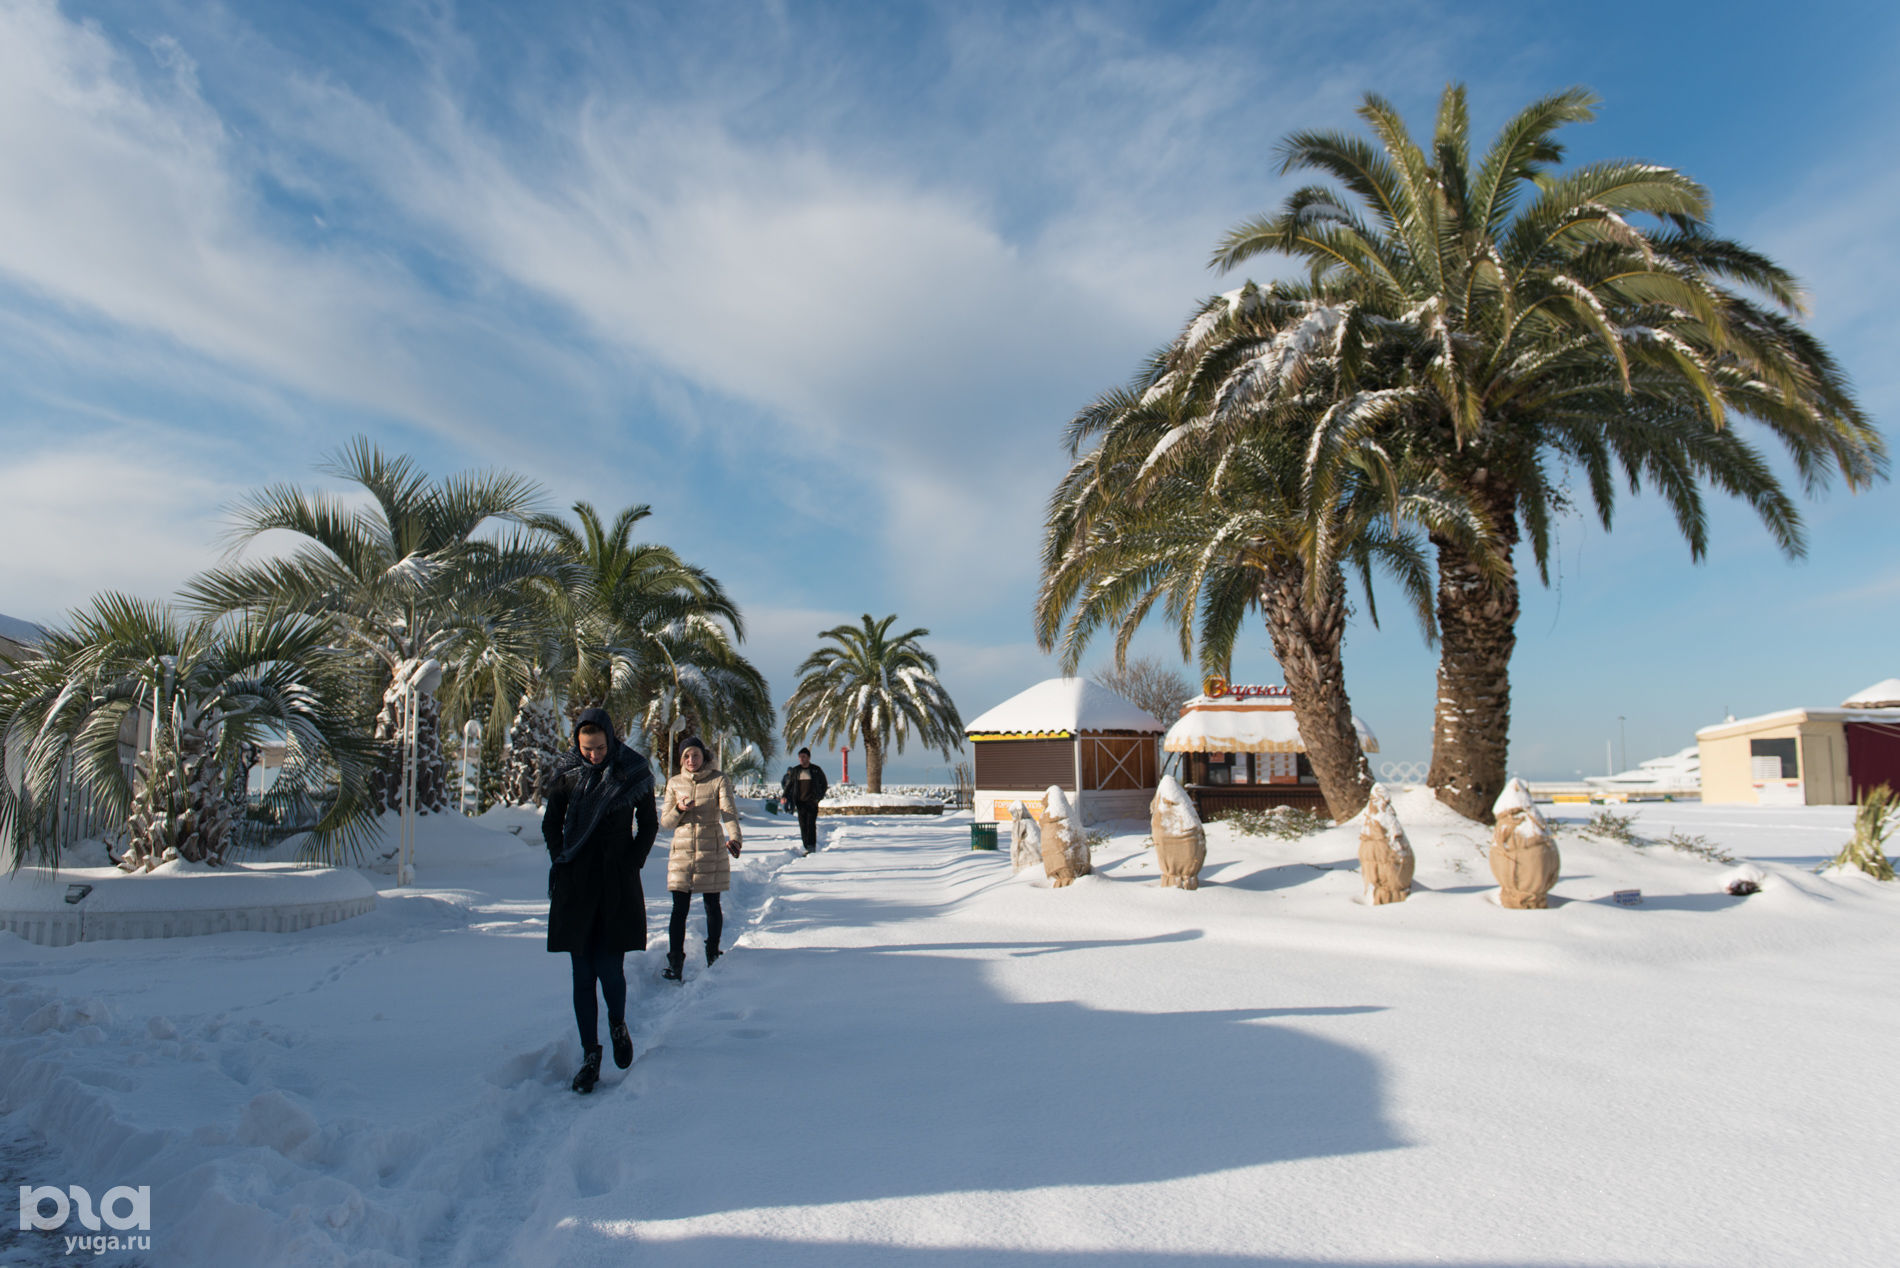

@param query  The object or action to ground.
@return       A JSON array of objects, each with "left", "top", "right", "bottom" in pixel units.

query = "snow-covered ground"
[{"left": 3, "top": 794, "right": 1896, "bottom": 1265}]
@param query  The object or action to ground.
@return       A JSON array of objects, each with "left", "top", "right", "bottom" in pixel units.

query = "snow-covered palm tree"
[
  {"left": 529, "top": 501, "right": 774, "bottom": 777},
  {"left": 183, "top": 438, "right": 555, "bottom": 816},
  {"left": 1037, "top": 298, "right": 1491, "bottom": 820},
  {"left": 0, "top": 595, "right": 377, "bottom": 869},
  {"left": 1198, "top": 86, "right": 1880, "bottom": 818},
  {"left": 783, "top": 615, "right": 962, "bottom": 794}
]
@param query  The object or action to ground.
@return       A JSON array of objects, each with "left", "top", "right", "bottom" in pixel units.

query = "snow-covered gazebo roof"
[
  {"left": 963, "top": 678, "right": 1166, "bottom": 738},
  {"left": 1163, "top": 695, "right": 1379, "bottom": 754},
  {"left": 1842, "top": 678, "right": 1900, "bottom": 709}
]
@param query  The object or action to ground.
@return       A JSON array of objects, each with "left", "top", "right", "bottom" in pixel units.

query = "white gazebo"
[{"left": 963, "top": 678, "right": 1166, "bottom": 825}]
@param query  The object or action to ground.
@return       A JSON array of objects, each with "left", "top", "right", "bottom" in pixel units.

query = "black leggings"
[
  {"left": 569, "top": 913, "right": 626, "bottom": 1050},
  {"left": 668, "top": 890, "right": 723, "bottom": 958}
]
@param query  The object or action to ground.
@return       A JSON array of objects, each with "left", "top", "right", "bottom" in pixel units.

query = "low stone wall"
[
  {"left": 0, "top": 864, "right": 379, "bottom": 948},
  {"left": 817, "top": 804, "right": 945, "bottom": 817},
  {"left": 3, "top": 896, "right": 380, "bottom": 948}
]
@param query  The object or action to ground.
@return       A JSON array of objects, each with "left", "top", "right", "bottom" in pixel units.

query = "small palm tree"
[
  {"left": 784, "top": 615, "right": 962, "bottom": 794},
  {"left": 1208, "top": 85, "right": 1884, "bottom": 819},
  {"left": 1832, "top": 785, "right": 1897, "bottom": 880},
  {"left": 0, "top": 595, "right": 378, "bottom": 870},
  {"left": 184, "top": 438, "right": 554, "bottom": 816}
]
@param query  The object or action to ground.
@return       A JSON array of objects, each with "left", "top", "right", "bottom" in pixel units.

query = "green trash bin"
[{"left": 970, "top": 822, "right": 999, "bottom": 851}]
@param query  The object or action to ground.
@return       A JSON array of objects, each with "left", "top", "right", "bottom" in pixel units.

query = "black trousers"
[
  {"left": 795, "top": 801, "right": 819, "bottom": 849},
  {"left": 668, "top": 890, "right": 723, "bottom": 958},
  {"left": 568, "top": 912, "right": 626, "bottom": 1051}
]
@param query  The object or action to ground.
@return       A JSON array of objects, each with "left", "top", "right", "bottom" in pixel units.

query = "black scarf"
[{"left": 550, "top": 709, "right": 654, "bottom": 865}]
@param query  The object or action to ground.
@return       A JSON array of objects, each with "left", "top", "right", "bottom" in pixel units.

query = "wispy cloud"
[
  {"left": 0, "top": 0, "right": 604, "bottom": 445},
  {"left": 0, "top": 425, "right": 230, "bottom": 620}
]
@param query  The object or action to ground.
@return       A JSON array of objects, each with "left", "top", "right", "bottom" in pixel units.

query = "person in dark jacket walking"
[
  {"left": 780, "top": 747, "right": 829, "bottom": 853},
  {"left": 543, "top": 708, "right": 658, "bottom": 1094}
]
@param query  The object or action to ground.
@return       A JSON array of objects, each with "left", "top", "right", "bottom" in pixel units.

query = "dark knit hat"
[{"left": 678, "top": 736, "right": 710, "bottom": 761}]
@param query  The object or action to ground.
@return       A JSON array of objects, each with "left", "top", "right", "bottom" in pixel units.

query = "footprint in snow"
[{"left": 572, "top": 1147, "right": 622, "bottom": 1198}]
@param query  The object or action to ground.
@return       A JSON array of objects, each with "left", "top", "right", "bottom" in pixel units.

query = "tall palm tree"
[
  {"left": 0, "top": 595, "right": 378, "bottom": 870},
  {"left": 1210, "top": 85, "right": 1884, "bottom": 819},
  {"left": 530, "top": 502, "right": 774, "bottom": 776},
  {"left": 783, "top": 615, "right": 962, "bottom": 793},
  {"left": 1039, "top": 286, "right": 1493, "bottom": 819},
  {"left": 183, "top": 438, "right": 554, "bottom": 816}
]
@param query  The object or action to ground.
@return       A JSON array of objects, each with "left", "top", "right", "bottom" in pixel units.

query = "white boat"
[{"left": 1583, "top": 745, "right": 1701, "bottom": 794}]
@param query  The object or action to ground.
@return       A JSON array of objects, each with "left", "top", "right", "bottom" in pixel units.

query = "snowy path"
[
  {"left": 484, "top": 813, "right": 1900, "bottom": 1267},
  {"left": 4, "top": 801, "right": 1898, "bottom": 1265}
]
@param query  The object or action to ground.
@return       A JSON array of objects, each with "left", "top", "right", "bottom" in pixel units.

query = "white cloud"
[
  {"left": 0, "top": 0, "right": 1468, "bottom": 618},
  {"left": 1748, "top": 155, "right": 1900, "bottom": 410},
  {"left": 0, "top": 429, "right": 230, "bottom": 621},
  {"left": 0, "top": 0, "right": 598, "bottom": 445}
]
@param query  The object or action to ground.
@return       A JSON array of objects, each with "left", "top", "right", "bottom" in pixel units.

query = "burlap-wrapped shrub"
[
  {"left": 1040, "top": 786, "right": 1092, "bottom": 888},
  {"left": 1008, "top": 800, "right": 1043, "bottom": 873},
  {"left": 1357, "top": 782, "right": 1414, "bottom": 905},
  {"left": 1149, "top": 774, "right": 1206, "bottom": 890},
  {"left": 1489, "top": 778, "right": 1561, "bottom": 909}
]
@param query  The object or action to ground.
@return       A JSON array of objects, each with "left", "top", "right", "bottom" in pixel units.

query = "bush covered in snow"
[{"left": 1215, "top": 805, "right": 1332, "bottom": 839}]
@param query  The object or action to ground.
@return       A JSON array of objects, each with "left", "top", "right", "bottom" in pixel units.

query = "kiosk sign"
[{"left": 1200, "top": 677, "right": 1290, "bottom": 700}]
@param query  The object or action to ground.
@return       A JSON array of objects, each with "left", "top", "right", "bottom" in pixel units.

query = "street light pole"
[
  {"left": 400, "top": 678, "right": 417, "bottom": 887},
  {"left": 461, "top": 718, "right": 482, "bottom": 817}
]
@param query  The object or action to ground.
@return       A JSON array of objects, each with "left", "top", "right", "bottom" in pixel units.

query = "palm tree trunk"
[
  {"left": 861, "top": 710, "right": 885, "bottom": 793},
  {"left": 370, "top": 685, "right": 449, "bottom": 817},
  {"left": 1426, "top": 479, "right": 1519, "bottom": 823},
  {"left": 1258, "top": 571, "right": 1372, "bottom": 822}
]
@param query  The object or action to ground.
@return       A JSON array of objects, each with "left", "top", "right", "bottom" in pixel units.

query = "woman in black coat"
[{"left": 543, "top": 708, "right": 658, "bottom": 1093}]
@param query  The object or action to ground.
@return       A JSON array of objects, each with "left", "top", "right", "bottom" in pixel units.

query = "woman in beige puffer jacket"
[{"left": 657, "top": 736, "right": 742, "bottom": 980}]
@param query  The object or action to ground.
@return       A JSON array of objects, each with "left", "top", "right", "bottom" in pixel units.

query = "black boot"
[
  {"left": 571, "top": 1045, "right": 603, "bottom": 1094},
  {"left": 610, "top": 1020, "right": 632, "bottom": 1070},
  {"left": 705, "top": 945, "right": 722, "bottom": 966},
  {"left": 662, "top": 953, "right": 684, "bottom": 982}
]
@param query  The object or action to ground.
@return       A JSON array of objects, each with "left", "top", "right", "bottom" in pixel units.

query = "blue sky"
[{"left": 1, "top": 0, "right": 1895, "bottom": 781}]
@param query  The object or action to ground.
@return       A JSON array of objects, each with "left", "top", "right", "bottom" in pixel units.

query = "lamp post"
[
  {"left": 400, "top": 674, "right": 417, "bottom": 886},
  {"left": 395, "top": 657, "right": 443, "bottom": 888},
  {"left": 461, "top": 718, "right": 482, "bottom": 817}
]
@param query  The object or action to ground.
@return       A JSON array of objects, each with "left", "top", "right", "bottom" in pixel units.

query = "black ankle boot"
[
  {"left": 610, "top": 1020, "right": 632, "bottom": 1069},
  {"left": 705, "top": 945, "right": 722, "bottom": 966},
  {"left": 662, "top": 953, "right": 684, "bottom": 982},
  {"left": 571, "top": 1045, "right": 603, "bottom": 1094}
]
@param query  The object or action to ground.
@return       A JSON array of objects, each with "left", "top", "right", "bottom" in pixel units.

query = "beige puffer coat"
[{"left": 659, "top": 765, "right": 743, "bottom": 893}]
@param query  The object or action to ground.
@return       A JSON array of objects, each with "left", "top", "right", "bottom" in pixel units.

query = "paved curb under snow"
[{"left": 0, "top": 863, "right": 377, "bottom": 947}]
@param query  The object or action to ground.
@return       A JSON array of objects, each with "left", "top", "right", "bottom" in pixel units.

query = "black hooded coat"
[{"left": 542, "top": 708, "right": 659, "bottom": 954}]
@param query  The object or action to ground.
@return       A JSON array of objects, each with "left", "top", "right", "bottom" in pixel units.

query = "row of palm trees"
[
  {"left": 0, "top": 440, "right": 778, "bottom": 868},
  {"left": 1038, "top": 86, "right": 1883, "bottom": 822}
]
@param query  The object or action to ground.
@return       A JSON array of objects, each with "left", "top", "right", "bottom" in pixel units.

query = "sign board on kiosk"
[{"left": 1200, "top": 677, "right": 1290, "bottom": 700}]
